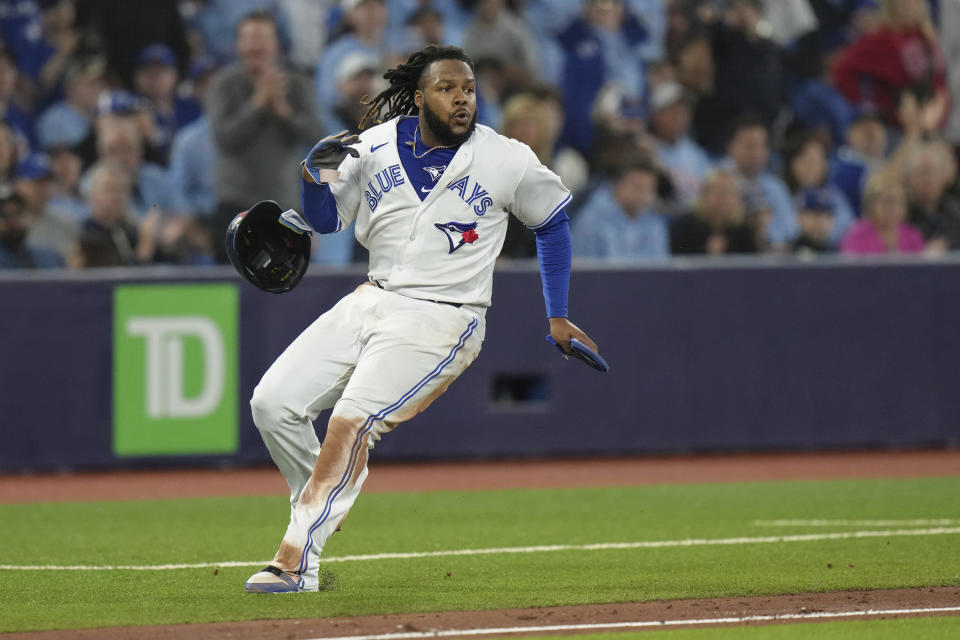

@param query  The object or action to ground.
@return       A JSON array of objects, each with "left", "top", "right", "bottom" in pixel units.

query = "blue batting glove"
[{"left": 301, "top": 130, "right": 360, "bottom": 183}]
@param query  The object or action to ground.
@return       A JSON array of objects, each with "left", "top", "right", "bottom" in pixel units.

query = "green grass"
[
  {"left": 518, "top": 616, "right": 960, "bottom": 639},
  {"left": 0, "top": 477, "right": 958, "bottom": 632}
]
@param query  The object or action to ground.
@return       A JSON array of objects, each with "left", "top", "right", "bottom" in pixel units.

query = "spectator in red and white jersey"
[{"left": 831, "top": 0, "right": 947, "bottom": 129}]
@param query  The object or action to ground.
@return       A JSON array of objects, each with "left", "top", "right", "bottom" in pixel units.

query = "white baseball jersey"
[
  {"left": 247, "top": 116, "right": 571, "bottom": 593},
  {"left": 329, "top": 117, "right": 571, "bottom": 307}
]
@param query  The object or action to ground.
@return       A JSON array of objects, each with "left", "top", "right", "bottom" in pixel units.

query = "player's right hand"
[
  {"left": 548, "top": 317, "right": 597, "bottom": 354},
  {"left": 302, "top": 131, "right": 360, "bottom": 183}
]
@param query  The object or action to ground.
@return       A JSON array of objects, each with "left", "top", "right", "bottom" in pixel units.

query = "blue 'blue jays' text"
[
  {"left": 447, "top": 176, "right": 493, "bottom": 215},
  {"left": 365, "top": 164, "right": 405, "bottom": 212},
  {"left": 365, "top": 169, "right": 493, "bottom": 215}
]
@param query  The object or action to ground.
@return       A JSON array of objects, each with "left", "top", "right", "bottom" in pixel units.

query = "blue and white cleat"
[{"left": 244, "top": 566, "right": 317, "bottom": 593}]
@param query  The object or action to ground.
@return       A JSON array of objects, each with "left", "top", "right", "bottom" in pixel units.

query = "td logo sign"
[
  {"left": 126, "top": 316, "right": 226, "bottom": 419},
  {"left": 113, "top": 284, "right": 238, "bottom": 456}
]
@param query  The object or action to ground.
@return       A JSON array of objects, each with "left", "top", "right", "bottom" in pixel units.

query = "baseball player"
[{"left": 245, "top": 45, "right": 598, "bottom": 593}]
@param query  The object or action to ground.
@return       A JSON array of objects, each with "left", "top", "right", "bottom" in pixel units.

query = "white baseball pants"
[{"left": 250, "top": 283, "right": 485, "bottom": 589}]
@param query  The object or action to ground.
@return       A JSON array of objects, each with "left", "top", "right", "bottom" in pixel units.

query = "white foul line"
[
  {"left": 301, "top": 606, "right": 960, "bottom": 640},
  {"left": 754, "top": 519, "right": 960, "bottom": 527},
  {"left": 1, "top": 526, "right": 959, "bottom": 572}
]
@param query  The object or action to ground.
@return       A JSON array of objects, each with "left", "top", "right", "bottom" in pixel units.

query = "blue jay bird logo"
[
  {"left": 434, "top": 221, "right": 479, "bottom": 254},
  {"left": 423, "top": 165, "right": 446, "bottom": 181}
]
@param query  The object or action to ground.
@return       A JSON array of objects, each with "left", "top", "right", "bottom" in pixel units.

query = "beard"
[{"left": 422, "top": 99, "right": 476, "bottom": 147}]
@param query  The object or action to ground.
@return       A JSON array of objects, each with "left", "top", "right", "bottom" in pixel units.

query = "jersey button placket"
[{"left": 402, "top": 208, "right": 420, "bottom": 261}]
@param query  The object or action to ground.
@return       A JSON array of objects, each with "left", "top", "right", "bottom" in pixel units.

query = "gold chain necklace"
[{"left": 407, "top": 124, "right": 454, "bottom": 159}]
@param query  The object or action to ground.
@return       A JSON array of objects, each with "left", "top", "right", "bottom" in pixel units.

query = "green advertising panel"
[{"left": 113, "top": 284, "right": 239, "bottom": 456}]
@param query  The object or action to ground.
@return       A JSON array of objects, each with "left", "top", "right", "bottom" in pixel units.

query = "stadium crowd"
[{"left": 0, "top": 0, "right": 958, "bottom": 269}]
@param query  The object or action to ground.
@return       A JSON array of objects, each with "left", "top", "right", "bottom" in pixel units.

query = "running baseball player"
[{"left": 245, "top": 45, "right": 598, "bottom": 593}]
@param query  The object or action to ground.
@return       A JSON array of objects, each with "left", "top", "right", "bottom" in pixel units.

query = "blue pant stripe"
[{"left": 296, "top": 317, "right": 479, "bottom": 573}]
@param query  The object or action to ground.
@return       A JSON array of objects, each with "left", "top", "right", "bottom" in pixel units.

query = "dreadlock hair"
[{"left": 358, "top": 45, "right": 474, "bottom": 131}]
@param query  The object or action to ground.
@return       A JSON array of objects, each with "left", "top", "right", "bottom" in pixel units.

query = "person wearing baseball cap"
[
  {"left": 792, "top": 186, "right": 837, "bottom": 254},
  {"left": 329, "top": 52, "right": 380, "bottom": 135},
  {"left": 93, "top": 87, "right": 165, "bottom": 171},
  {"left": 132, "top": 43, "right": 202, "bottom": 166},
  {"left": 96, "top": 88, "right": 143, "bottom": 117},
  {"left": 315, "top": 0, "right": 387, "bottom": 138},
  {"left": 649, "top": 81, "right": 712, "bottom": 210},
  {"left": 45, "top": 143, "right": 87, "bottom": 223},
  {"left": 16, "top": 151, "right": 79, "bottom": 263}
]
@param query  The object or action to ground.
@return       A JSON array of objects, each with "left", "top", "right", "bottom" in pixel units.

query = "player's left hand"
[
  {"left": 302, "top": 131, "right": 360, "bottom": 184},
  {"left": 548, "top": 317, "right": 597, "bottom": 354}
]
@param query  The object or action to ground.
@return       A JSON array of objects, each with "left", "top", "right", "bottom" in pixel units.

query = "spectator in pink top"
[{"left": 841, "top": 170, "right": 925, "bottom": 255}]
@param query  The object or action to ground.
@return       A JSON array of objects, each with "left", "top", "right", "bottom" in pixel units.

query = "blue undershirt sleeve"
[
  {"left": 300, "top": 178, "right": 341, "bottom": 233},
  {"left": 533, "top": 210, "right": 571, "bottom": 319}
]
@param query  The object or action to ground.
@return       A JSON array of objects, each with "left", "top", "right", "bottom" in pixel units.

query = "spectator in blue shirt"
[
  {"left": 787, "top": 31, "right": 857, "bottom": 150},
  {"left": 521, "top": 0, "right": 580, "bottom": 86},
  {"left": 1, "top": 0, "right": 82, "bottom": 107},
  {"left": 167, "top": 61, "right": 218, "bottom": 221},
  {"left": 629, "top": 0, "right": 666, "bottom": 61},
  {"left": 315, "top": 0, "right": 389, "bottom": 134},
  {"left": 649, "top": 81, "right": 712, "bottom": 210},
  {"left": 523, "top": 0, "right": 581, "bottom": 39},
  {"left": 556, "top": 0, "right": 648, "bottom": 153},
  {"left": 829, "top": 107, "right": 889, "bottom": 216},
  {"left": 724, "top": 114, "right": 798, "bottom": 247},
  {"left": 527, "top": 0, "right": 661, "bottom": 81},
  {"left": 384, "top": 0, "right": 467, "bottom": 50},
  {"left": 47, "top": 143, "right": 86, "bottom": 221},
  {"left": 131, "top": 44, "right": 202, "bottom": 166},
  {"left": 0, "top": 0, "right": 39, "bottom": 66},
  {"left": 35, "top": 55, "right": 104, "bottom": 151},
  {"left": 573, "top": 155, "right": 669, "bottom": 262}
]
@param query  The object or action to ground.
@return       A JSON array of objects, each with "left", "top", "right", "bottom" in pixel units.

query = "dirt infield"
[
  {"left": 2, "top": 450, "right": 958, "bottom": 639},
  {"left": 5, "top": 588, "right": 959, "bottom": 640},
  {"left": 2, "top": 449, "right": 959, "bottom": 504}
]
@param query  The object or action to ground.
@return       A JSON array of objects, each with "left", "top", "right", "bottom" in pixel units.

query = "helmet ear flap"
[{"left": 225, "top": 200, "right": 313, "bottom": 294}]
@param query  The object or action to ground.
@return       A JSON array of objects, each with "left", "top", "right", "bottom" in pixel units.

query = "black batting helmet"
[{"left": 225, "top": 200, "right": 313, "bottom": 294}]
